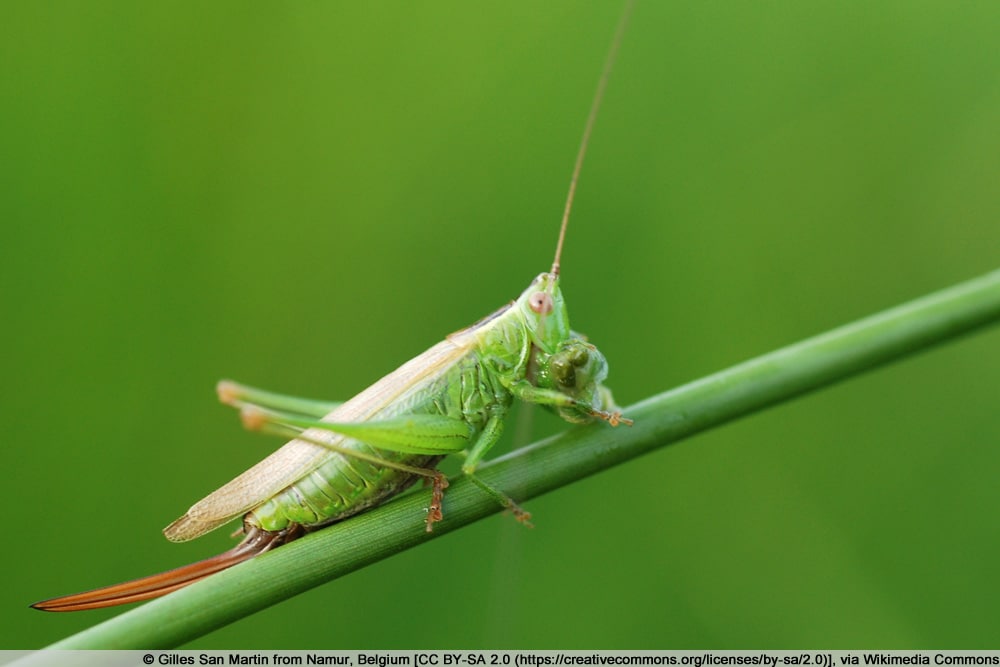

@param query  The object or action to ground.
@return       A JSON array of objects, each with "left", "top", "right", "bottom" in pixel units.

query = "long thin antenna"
[{"left": 551, "top": 0, "right": 635, "bottom": 277}]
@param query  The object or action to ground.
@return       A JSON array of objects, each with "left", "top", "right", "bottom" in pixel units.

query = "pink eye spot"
[{"left": 529, "top": 291, "right": 554, "bottom": 314}]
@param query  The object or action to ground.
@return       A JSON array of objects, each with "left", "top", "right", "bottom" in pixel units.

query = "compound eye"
[{"left": 528, "top": 291, "right": 554, "bottom": 314}]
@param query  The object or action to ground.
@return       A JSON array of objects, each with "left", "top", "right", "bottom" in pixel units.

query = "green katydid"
[{"left": 33, "top": 2, "right": 634, "bottom": 613}]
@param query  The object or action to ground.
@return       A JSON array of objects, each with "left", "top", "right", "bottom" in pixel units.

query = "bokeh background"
[{"left": 3, "top": 0, "right": 1000, "bottom": 649}]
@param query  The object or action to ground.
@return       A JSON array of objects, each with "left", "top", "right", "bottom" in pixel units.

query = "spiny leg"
[
  {"left": 241, "top": 403, "right": 531, "bottom": 529},
  {"left": 238, "top": 405, "right": 472, "bottom": 455},
  {"left": 423, "top": 473, "right": 449, "bottom": 531},
  {"left": 227, "top": 385, "right": 627, "bottom": 526},
  {"left": 241, "top": 406, "right": 462, "bottom": 531}
]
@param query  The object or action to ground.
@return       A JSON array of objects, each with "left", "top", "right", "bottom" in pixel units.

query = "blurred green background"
[{"left": 3, "top": 0, "right": 1000, "bottom": 649}]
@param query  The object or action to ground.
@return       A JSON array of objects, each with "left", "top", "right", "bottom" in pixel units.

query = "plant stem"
[{"left": 43, "top": 268, "right": 1000, "bottom": 649}]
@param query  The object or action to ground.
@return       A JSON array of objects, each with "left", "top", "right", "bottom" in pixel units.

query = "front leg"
[{"left": 507, "top": 380, "right": 631, "bottom": 426}]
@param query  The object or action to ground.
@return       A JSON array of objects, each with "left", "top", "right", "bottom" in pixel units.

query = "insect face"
[{"left": 516, "top": 272, "right": 570, "bottom": 354}]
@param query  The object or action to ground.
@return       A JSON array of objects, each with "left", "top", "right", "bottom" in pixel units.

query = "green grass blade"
[{"left": 43, "top": 268, "right": 1000, "bottom": 649}]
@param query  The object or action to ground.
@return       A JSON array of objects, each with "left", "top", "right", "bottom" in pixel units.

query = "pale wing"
[{"left": 164, "top": 331, "right": 480, "bottom": 542}]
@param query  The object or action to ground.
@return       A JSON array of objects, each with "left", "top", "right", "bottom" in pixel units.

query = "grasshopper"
[{"left": 33, "top": 2, "right": 634, "bottom": 612}]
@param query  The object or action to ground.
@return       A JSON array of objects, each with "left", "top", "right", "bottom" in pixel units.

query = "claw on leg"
[
  {"left": 508, "top": 502, "right": 534, "bottom": 528},
  {"left": 591, "top": 409, "right": 633, "bottom": 427}
]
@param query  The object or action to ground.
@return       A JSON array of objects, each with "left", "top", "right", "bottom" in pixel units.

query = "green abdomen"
[
  {"left": 249, "top": 446, "right": 443, "bottom": 530},
  {"left": 245, "top": 348, "right": 508, "bottom": 533}
]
